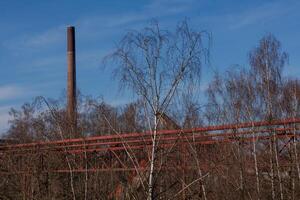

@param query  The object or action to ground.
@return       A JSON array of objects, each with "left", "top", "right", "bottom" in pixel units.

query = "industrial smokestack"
[{"left": 67, "top": 26, "right": 77, "bottom": 134}]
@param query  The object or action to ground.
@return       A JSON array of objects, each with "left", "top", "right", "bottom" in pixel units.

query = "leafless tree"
[{"left": 107, "top": 20, "right": 210, "bottom": 199}]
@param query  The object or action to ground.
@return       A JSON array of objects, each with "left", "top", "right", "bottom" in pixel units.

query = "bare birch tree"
[
  {"left": 249, "top": 34, "right": 288, "bottom": 200},
  {"left": 107, "top": 20, "right": 209, "bottom": 199}
]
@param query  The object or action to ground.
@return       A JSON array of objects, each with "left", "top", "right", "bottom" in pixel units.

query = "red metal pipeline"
[
  {"left": 2, "top": 118, "right": 299, "bottom": 150},
  {"left": 2, "top": 127, "right": 298, "bottom": 154},
  {"left": 4, "top": 132, "right": 291, "bottom": 155}
]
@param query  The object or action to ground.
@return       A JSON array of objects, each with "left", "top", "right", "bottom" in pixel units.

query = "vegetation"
[{"left": 0, "top": 21, "right": 300, "bottom": 200}]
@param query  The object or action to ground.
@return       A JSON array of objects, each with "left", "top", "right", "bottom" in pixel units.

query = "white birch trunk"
[{"left": 147, "top": 114, "right": 158, "bottom": 200}]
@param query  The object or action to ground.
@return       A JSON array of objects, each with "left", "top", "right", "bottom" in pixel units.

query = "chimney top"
[{"left": 67, "top": 26, "right": 75, "bottom": 52}]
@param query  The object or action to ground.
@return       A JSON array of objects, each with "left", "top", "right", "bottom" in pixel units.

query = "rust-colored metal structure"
[
  {"left": 67, "top": 26, "right": 77, "bottom": 134},
  {"left": 1, "top": 117, "right": 299, "bottom": 166},
  {"left": 1, "top": 118, "right": 299, "bottom": 199}
]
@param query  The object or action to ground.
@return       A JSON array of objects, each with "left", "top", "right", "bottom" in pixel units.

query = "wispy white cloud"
[
  {"left": 0, "top": 85, "right": 23, "bottom": 101},
  {"left": 28, "top": 54, "right": 65, "bottom": 69},
  {"left": 25, "top": 26, "right": 64, "bottom": 48},
  {"left": 197, "top": 1, "right": 298, "bottom": 31},
  {"left": 229, "top": 1, "right": 294, "bottom": 30},
  {"left": 75, "top": 0, "right": 197, "bottom": 39},
  {"left": 3, "top": 26, "right": 65, "bottom": 52},
  {"left": 4, "top": 0, "right": 195, "bottom": 52},
  {"left": 144, "top": 0, "right": 197, "bottom": 17},
  {"left": 77, "top": 50, "right": 105, "bottom": 69}
]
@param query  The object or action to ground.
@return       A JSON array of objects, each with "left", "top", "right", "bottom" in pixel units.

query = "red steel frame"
[{"left": 0, "top": 117, "right": 299, "bottom": 174}]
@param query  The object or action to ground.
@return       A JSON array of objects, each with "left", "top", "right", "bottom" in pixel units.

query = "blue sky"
[{"left": 0, "top": 0, "right": 300, "bottom": 133}]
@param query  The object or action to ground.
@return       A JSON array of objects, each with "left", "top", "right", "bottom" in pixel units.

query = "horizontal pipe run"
[
  {"left": 1, "top": 127, "right": 298, "bottom": 154},
  {"left": 1, "top": 118, "right": 299, "bottom": 150},
  {"left": 2, "top": 132, "right": 298, "bottom": 156}
]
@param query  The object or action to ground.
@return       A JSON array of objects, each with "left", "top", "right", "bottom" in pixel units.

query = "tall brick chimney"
[{"left": 67, "top": 26, "right": 77, "bottom": 134}]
